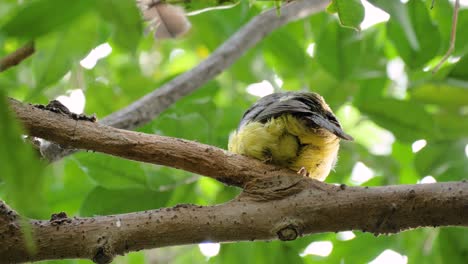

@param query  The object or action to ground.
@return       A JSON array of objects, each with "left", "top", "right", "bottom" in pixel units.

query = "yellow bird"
[{"left": 228, "top": 92, "right": 353, "bottom": 181}]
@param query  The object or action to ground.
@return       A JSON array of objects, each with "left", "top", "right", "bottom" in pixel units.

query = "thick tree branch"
[
  {"left": 1, "top": 180, "right": 467, "bottom": 263},
  {"left": 5, "top": 96, "right": 468, "bottom": 263},
  {"left": 40, "top": 0, "right": 330, "bottom": 161},
  {"left": 0, "top": 42, "right": 35, "bottom": 72},
  {"left": 9, "top": 98, "right": 295, "bottom": 187}
]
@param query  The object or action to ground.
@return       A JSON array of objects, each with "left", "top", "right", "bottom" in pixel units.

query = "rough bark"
[
  {"left": 9, "top": 98, "right": 295, "bottom": 187},
  {"left": 1, "top": 181, "right": 467, "bottom": 263},
  {"left": 4, "top": 95, "right": 468, "bottom": 263}
]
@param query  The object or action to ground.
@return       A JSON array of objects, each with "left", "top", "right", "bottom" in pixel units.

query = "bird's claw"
[{"left": 297, "top": 167, "right": 309, "bottom": 177}]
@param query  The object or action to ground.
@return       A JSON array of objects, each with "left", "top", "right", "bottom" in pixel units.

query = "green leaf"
[
  {"left": 370, "top": 0, "right": 441, "bottom": 68},
  {"left": 0, "top": 1, "right": 19, "bottom": 27},
  {"left": 217, "top": 242, "right": 302, "bottom": 263},
  {"left": 327, "top": 232, "right": 397, "bottom": 263},
  {"left": 429, "top": 0, "right": 452, "bottom": 54},
  {"left": 0, "top": 0, "right": 95, "bottom": 39},
  {"left": 75, "top": 153, "right": 148, "bottom": 190},
  {"left": 166, "top": 182, "right": 198, "bottom": 207},
  {"left": 327, "top": 1, "right": 338, "bottom": 13},
  {"left": 355, "top": 97, "right": 436, "bottom": 142},
  {"left": 344, "top": 25, "right": 387, "bottom": 80},
  {"left": 84, "top": 53, "right": 158, "bottom": 116},
  {"left": 31, "top": 12, "right": 100, "bottom": 93},
  {"left": 432, "top": 5, "right": 468, "bottom": 57},
  {"left": 368, "top": 0, "right": 419, "bottom": 49},
  {"left": 437, "top": 228, "right": 468, "bottom": 263},
  {"left": 330, "top": 0, "right": 365, "bottom": 30},
  {"left": 0, "top": 95, "right": 46, "bottom": 218},
  {"left": 80, "top": 186, "right": 172, "bottom": 216},
  {"left": 397, "top": 229, "right": 441, "bottom": 264},
  {"left": 432, "top": 112, "right": 468, "bottom": 140},
  {"left": 414, "top": 140, "right": 468, "bottom": 181},
  {"left": 171, "top": 246, "right": 206, "bottom": 264},
  {"left": 391, "top": 141, "right": 420, "bottom": 184},
  {"left": 315, "top": 19, "right": 362, "bottom": 80},
  {"left": 454, "top": 10, "right": 468, "bottom": 56},
  {"left": 143, "top": 82, "right": 221, "bottom": 144},
  {"left": 449, "top": 54, "right": 468, "bottom": 81},
  {"left": 410, "top": 82, "right": 468, "bottom": 109},
  {"left": 262, "top": 24, "right": 307, "bottom": 80},
  {"left": 114, "top": 251, "right": 147, "bottom": 264},
  {"left": 97, "top": 0, "right": 142, "bottom": 52},
  {"left": 45, "top": 158, "right": 96, "bottom": 215}
]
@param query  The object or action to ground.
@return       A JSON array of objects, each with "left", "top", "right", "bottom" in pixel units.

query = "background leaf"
[
  {"left": 0, "top": 95, "right": 47, "bottom": 218},
  {"left": 370, "top": 0, "right": 441, "bottom": 68},
  {"left": 329, "top": 0, "right": 365, "bottom": 30},
  {"left": 31, "top": 12, "right": 101, "bottom": 94},
  {"left": 1, "top": 0, "right": 95, "bottom": 39},
  {"left": 0, "top": 0, "right": 467, "bottom": 263},
  {"left": 96, "top": 0, "right": 142, "bottom": 52},
  {"left": 315, "top": 19, "right": 362, "bottom": 80}
]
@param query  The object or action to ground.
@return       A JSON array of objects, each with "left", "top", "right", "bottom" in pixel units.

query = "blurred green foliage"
[{"left": 0, "top": 0, "right": 467, "bottom": 263}]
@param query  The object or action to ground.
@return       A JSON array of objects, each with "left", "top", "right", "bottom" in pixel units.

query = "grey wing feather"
[
  {"left": 239, "top": 92, "right": 316, "bottom": 128},
  {"left": 251, "top": 100, "right": 311, "bottom": 122},
  {"left": 238, "top": 92, "right": 353, "bottom": 140}
]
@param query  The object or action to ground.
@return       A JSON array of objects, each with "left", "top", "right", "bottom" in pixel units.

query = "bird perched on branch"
[{"left": 228, "top": 92, "right": 353, "bottom": 181}]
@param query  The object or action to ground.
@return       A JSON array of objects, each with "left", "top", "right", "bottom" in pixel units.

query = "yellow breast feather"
[{"left": 228, "top": 92, "right": 352, "bottom": 181}]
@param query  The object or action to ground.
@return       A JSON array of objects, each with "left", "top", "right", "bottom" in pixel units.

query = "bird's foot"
[
  {"left": 297, "top": 167, "right": 310, "bottom": 177},
  {"left": 262, "top": 148, "right": 273, "bottom": 163}
]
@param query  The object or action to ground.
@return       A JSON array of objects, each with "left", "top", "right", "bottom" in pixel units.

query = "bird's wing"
[
  {"left": 240, "top": 93, "right": 353, "bottom": 140},
  {"left": 251, "top": 99, "right": 312, "bottom": 122}
]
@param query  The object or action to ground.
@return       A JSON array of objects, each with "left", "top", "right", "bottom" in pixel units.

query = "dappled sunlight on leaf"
[
  {"left": 418, "top": 175, "right": 437, "bottom": 184},
  {"left": 411, "top": 139, "right": 427, "bottom": 153},
  {"left": 369, "top": 249, "right": 408, "bottom": 264},
  {"left": 246, "top": 80, "right": 274, "bottom": 97},
  {"left": 80, "top": 43, "right": 112, "bottom": 70},
  {"left": 336, "top": 231, "right": 356, "bottom": 241},
  {"left": 350, "top": 161, "right": 376, "bottom": 185},
  {"left": 300, "top": 241, "right": 333, "bottom": 257},
  {"left": 198, "top": 242, "right": 221, "bottom": 258}
]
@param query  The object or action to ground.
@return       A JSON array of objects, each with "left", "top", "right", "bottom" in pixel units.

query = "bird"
[{"left": 228, "top": 91, "right": 353, "bottom": 181}]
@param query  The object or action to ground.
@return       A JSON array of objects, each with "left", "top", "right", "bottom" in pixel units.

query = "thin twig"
[
  {"left": 432, "top": 0, "right": 459, "bottom": 74},
  {"left": 0, "top": 42, "right": 35, "bottom": 72}
]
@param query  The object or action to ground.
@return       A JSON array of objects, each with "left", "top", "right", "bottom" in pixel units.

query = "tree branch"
[
  {"left": 0, "top": 42, "right": 35, "bottom": 72},
  {"left": 9, "top": 98, "right": 295, "bottom": 187},
  {"left": 1, "top": 180, "right": 467, "bottom": 263},
  {"left": 5, "top": 95, "right": 468, "bottom": 263},
  {"left": 40, "top": 0, "right": 330, "bottom": 161}
]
